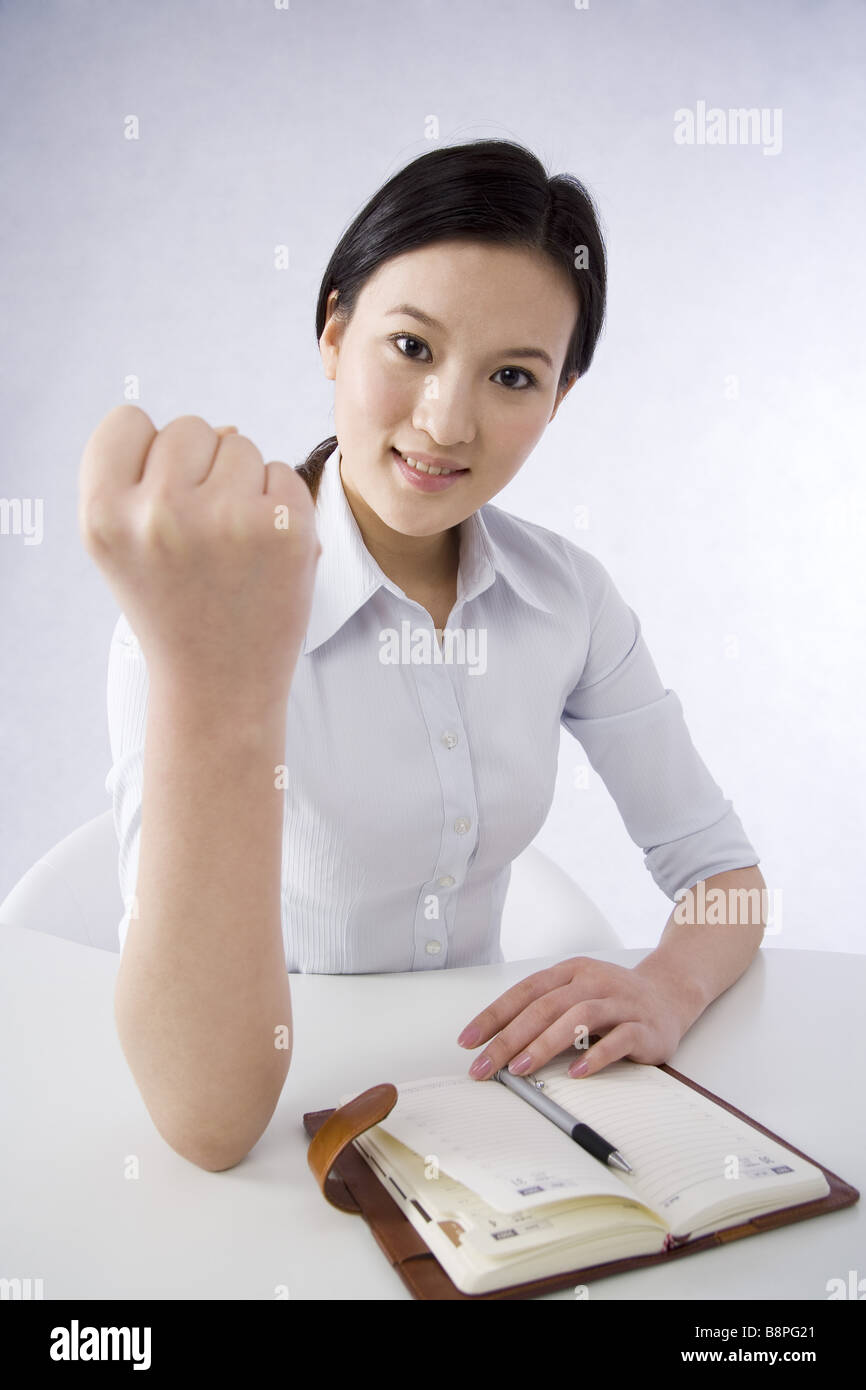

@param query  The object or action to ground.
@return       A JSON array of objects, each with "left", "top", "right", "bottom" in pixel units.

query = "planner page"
[
  {"left": 357, "top": 1125, "right": 667, "bottom": 1266},
  {"left": 339, "top": 1074, "right": 634, "bottom": 1214},
  {"left": 534, "top": 1058, "right": 829, "bottom": 1236}
]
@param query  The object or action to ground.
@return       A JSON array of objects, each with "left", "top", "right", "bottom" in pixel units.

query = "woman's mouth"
[{"left": 390, "top": 447, "right": 469, "bottom": 493}]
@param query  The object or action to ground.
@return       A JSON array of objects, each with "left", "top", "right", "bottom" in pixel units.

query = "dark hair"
[{"left": 297, "top": 138, "right": 607, "bottom": 502}]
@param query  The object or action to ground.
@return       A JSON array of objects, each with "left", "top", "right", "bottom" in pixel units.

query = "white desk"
[{"left": 0, "top": 924, "right": 862, "bottom": 1300}]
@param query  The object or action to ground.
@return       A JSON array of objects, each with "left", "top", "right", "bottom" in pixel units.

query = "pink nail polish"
[
  {"left": 570, "top": 1061, "right": 589, "bottom": 1077},
  {"left": 509, "top": 1054, "right": 532, "bottom": 1075},
  {"left": 469, "top": 1056, "right": 491, "bottom": 1078},
  {"left": 458, "top": 1025, "right": 481, "bottom": 1047}
]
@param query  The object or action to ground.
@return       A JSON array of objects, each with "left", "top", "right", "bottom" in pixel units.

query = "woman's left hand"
[{"left": 456, "top": 956, "right": 702, "bottom": 1080}]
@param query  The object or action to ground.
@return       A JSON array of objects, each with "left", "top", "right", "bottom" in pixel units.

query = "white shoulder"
[{"left": 479, "top": 501, "right": 619, "bottom": 620}]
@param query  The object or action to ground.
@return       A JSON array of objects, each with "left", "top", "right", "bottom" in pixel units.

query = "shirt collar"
[{"left": 301, "top": 442, "right": 553, "bottom": 654}]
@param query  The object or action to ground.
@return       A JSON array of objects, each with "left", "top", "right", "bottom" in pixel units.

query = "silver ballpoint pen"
[{"left": 494, "top": 1067, "right": 634, "bottom": 1174}]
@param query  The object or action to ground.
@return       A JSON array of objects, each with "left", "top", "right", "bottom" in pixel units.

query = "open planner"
[{"left": 304, "top": 1055, "right": 859, "bottom": 1299}]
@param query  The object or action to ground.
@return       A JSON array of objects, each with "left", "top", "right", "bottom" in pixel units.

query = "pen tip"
[{"left": 609, "top": 1152, "right": 633, "bottom": 1174}]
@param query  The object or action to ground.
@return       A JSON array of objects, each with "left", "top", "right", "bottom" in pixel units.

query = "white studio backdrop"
[{"left": 0, "top": 0, "right": 863, "bottom": 952}]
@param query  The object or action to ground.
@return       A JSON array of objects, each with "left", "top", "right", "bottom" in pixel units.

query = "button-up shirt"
[{"left": 106, "top": 442, "right": 759, "bottom": 970}]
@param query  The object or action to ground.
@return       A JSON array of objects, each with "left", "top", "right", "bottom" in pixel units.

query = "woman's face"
[{"left": 319, "top": 239, "right": 581, "bottom": 539}]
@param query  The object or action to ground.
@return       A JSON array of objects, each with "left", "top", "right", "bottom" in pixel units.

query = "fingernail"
[
  {"left": 508, "top": 1054, "right": 532, "bottom": 1075},
  {"left": 570, "top": 1061, "right": 589, "bottom": 1077},
  {"left": 458, "top": 1026, "right": 481, "bottom": 1047},
  {"left": 469, "top": 1056, "right": 492, "bottom": 1078}
]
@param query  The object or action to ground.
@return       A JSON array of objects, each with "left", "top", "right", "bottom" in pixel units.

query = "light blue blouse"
[{"left": 105, "top": 442, "right": 759, "bottom": 970}]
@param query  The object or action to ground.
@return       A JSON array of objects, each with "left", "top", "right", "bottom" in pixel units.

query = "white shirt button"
[
  {"left": 454, "top": 817, "right": 471, "bottom": 834},
  {"left": 438, "top": 875, "right": 455, "bottom": 888},
  {"left": 425, "top": 940, "right": 442, "bottom": 955},
  {"left": 441, "top": 731, "right": 458, "bottom": 749}
]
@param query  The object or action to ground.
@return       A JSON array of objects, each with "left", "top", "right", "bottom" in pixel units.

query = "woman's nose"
[{"left": 412, "top": 379, "right": 476, "bottom": 448}]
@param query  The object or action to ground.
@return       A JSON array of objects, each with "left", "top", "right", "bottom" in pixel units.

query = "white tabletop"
[{"left": 0, "top": 923, "right": 862, "bottom": 1301}]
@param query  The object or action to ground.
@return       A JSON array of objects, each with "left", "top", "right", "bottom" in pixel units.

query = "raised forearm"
[
  {"left": 114, "top": 677, "right": 292, "bottom": 1171},
  {"left": 633, "top": 864, "right": 766, "bottom": 1028}
]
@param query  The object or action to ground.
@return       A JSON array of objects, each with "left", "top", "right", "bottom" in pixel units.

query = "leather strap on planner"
[{"left": 307, "top": 1082, "right": 399, "bottom": 1212}]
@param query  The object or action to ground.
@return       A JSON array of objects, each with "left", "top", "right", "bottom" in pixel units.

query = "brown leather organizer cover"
[{"left": 303, "top": 1063, "right": 859, "bottom": 1301}]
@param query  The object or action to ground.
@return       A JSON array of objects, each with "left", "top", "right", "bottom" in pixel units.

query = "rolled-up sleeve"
[
  {"left": 560, "top": 551, "right": 759, "bottom": 901},
  {"left": 104, "top": 613, "right": 149, "bottom": 952}
]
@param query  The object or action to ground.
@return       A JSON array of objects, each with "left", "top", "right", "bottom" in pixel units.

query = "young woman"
[{"left": 81, "top": 140, "right": 764, "bottom": 1171}]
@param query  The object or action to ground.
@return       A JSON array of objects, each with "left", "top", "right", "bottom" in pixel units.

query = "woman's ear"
[
  {"left": 549, "top": 372, "right": 579, "bottom": 423},
  {"left": 318, "top": 289, "right": 345, "bottom": 381}
]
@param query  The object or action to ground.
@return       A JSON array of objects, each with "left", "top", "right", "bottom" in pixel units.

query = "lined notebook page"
[
  {"left": 357, "top": 1126, "right": 667, "bottom": 1267},
  {"left": 343, "top": 1074, "right": 634, "bottom": 1214},
  {"left": 534, "top": 1058, "right": 828, "bottom": 1234}
]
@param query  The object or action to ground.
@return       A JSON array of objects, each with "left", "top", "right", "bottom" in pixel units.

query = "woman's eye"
[
  {"left": 492, "top": 366, "right": 535, "bottom": 391},
  {"left": 392, "top": 334, "right": 431, "bottom": 362}
]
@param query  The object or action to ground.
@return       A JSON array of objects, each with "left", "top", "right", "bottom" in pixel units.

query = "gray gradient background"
[{"left": 1, "top": 0, "right": 863, "bottom": 951}]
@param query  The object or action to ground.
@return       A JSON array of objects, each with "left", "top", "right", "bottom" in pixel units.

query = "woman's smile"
[{"left": 390, "top": 445, "right": 470, "bottom": 493}]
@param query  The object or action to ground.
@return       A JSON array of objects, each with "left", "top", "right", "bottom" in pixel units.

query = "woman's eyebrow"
[{"left": 384, "top": 303, "right": 554, "bottom": 370}]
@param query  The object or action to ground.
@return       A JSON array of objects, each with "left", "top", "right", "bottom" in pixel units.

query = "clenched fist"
[{"left": 79, "top": 406, "right": 321, "bottom": 699}]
